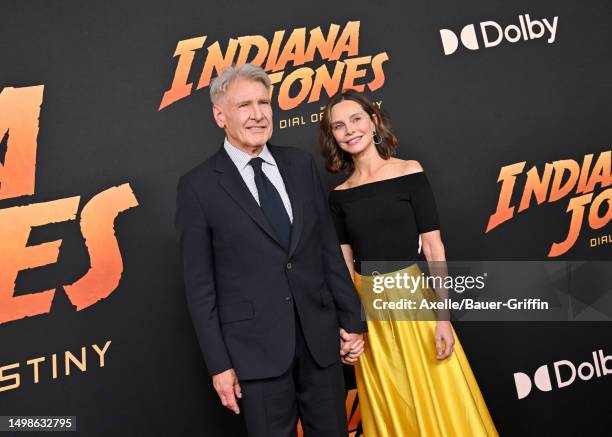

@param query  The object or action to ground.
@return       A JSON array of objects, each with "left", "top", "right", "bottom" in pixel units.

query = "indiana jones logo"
[
  {"left": 0, "top": 85, "right": 139, "bottom": 325},
  {"left": 159, "top": 21, "right": 389, "bottom": 112},
  {"left": 486, "top": 152, "right": 612, "bottom": 256}
]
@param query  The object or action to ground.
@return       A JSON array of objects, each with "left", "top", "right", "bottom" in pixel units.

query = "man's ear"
[{"left": 212, "top": 103, "right": 225, "bottom": 129}]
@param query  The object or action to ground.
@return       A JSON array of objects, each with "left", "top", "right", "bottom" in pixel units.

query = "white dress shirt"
[{"left": 223, "top": 138, "right": 293, "bottom": 223}]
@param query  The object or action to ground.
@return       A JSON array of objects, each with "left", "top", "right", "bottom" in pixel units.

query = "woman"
[{"left": 320, "top": 90, "right": 498, "bottom": 437}]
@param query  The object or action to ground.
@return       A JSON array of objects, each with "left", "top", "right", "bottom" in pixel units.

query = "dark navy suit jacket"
[{"left": 176, "top": 144, "right": 366, "bottom": 380}]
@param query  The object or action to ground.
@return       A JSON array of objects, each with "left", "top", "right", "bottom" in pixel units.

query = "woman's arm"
[
  {"left": 421, "top": 230, "right": 455, "bottom": 360},
  {"left": 338, "top": 243, "right": 365, "bottom": 365},
  {"left": 340, "top": 244, "right": 355, "bottom": 280},
  {"left": 421, "top": 230, "right": 445, "bottom": 262}
]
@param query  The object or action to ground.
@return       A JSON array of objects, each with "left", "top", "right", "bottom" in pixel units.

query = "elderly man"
[{"left": 175, "top": 63, "right": 366, "bottom": 437}]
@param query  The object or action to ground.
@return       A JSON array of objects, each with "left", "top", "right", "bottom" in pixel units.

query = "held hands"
[
  {"left": 339, "top": 328, "right": 365, "bottom": 365},
  {"left": 435, "top": 321, "right": 455, "bottom": 360},
  {"left": 212, "top": 368, "right": 242, "bottom": 414}
]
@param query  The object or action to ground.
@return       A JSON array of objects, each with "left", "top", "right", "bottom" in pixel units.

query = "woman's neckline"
[{"left": 333, "top": 171, "right": 425, "bottom": 192}]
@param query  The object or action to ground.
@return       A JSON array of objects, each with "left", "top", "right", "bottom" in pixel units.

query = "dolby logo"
[
  {"left": 439, "top": 13, "right": 558, "bottom": 55},
  {"left": 513, "top": 349, "right": 610, "bottom": 400}
]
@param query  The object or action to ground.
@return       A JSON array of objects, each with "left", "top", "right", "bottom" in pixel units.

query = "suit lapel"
[
  {"left": 269, "top": 145, "right": 304, "bottom": 257},
  {"left": 215, "top": 147, "right": 283, "bottom": 248}
]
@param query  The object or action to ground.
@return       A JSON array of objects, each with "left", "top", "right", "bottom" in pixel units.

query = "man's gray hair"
[{"left": 210, "top": 64, "right": 271, "bottom": 105}]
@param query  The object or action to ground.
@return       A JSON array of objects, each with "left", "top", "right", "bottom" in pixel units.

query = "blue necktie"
[{"left": 249, "top": 157, "right": 291, "bottom": 250}]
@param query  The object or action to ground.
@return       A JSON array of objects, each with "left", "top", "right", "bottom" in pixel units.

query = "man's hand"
[
  {"left": 339, "top": 328, "right": 365, "bottom": 365},
  {"left": 435, "top": 321, "right": 455, "bottom": 360},
  {"left": 212, "top": 368, "right": 242, "bottom": 414}
]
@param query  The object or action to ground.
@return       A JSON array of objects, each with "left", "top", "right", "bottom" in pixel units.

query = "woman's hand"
[
  {"left": 340, "top": 328, "right": 365, "bottom": 365},
  {"left": 434, "top": 321, "right": 454, "bottom": 360}
]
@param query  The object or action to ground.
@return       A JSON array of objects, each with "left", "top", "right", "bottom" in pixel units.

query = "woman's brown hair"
[{"left": 319, "top": 89, "right": 398, "bottom": 174}]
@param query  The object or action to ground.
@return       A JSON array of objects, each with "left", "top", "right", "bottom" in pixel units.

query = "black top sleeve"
[
  {"left": 411, "top": 173, "right": 440, "bottom": 233},
  {"left": 328, "top": 192, "right": 351, "bottom": 244}
]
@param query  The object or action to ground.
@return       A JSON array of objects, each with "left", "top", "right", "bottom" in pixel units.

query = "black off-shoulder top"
[{"left": 328, "top": 172, "right": 440, "bottom": 273}]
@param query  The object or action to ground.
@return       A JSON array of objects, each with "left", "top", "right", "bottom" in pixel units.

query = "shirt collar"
[{"left": 224, "top": 138, "right": 277, "bottom": 170}]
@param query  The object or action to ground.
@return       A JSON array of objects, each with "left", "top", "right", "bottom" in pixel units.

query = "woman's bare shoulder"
[
  {"left": 400, "top": 159, "right": 424, "bottom": 175},
  {"left": 386, "top": 158, "right": 424, "bottom": 176},
  {"left": 334, "top": 179, "right": 353, "bottom": 191},
  {"left": 333, "top": 183, "right": 347, "bottom": 191}
]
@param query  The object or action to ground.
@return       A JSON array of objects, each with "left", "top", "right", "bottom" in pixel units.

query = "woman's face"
[{"left": 329, "top": 99, "right": 377, "bottom": 156}]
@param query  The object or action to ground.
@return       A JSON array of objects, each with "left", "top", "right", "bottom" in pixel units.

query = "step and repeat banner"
[{"left": 0, "top": 1, "right": 610, "bottom": 436}]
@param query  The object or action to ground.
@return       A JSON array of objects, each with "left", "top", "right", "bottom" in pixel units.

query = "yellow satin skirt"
[{"left": 354, "top": 265, "right": 498, "bottom": 437}]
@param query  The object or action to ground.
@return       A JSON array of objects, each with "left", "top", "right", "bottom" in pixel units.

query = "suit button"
[
  {"left": 284, "top": 296, "right": 291, "bottom": 303},
  {"left": 286, "top": 262, "right": 292, "bottom": 269}
]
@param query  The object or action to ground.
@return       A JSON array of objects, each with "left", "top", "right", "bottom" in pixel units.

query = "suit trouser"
[{"left": 239, "top": 308, "right": 348, "bottom": 437}]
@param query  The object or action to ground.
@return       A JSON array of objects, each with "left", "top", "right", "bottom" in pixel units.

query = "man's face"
[{"left": 213, "top": 78, "right": 273, "bottom": 153}]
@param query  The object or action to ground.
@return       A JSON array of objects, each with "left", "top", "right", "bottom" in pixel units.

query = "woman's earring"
[{"left": 373, "top": 131, "right": 382, "bottom": 145}]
